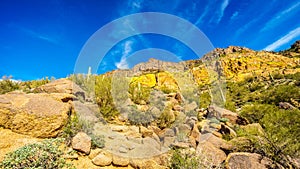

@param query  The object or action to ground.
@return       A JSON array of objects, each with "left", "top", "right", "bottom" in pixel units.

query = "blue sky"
[{"left": 0, "top": 0, "right": 299, "bottom": 80}]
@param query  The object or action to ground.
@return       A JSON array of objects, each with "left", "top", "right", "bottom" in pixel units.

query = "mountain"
[{"left": 0, "top": 41, "right": 299, "bottom": 169}]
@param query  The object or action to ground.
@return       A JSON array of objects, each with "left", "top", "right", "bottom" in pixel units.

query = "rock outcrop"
[
  {"left": 34, "top": 79, "right": 86, "bottom": 100},
  {"left": 0, "top": 92, "right": 71, "bottom": 138}
]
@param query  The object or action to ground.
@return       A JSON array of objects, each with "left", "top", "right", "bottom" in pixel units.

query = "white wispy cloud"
[
  {"left": 195, "top": 5, "right": 210, "bottom": 26},
  {"left": 264, "top": 27, "right": 300, "bottom": 51},
  {"left": 216, "top": 0, "right": 230, "bottom": 24},
  {"left": 230, "top": 11, "right": 239, "bottom": 21},
  {"left": 260, "top": 2, "right": 300, "bottom": 32},
  {"left": 115, "top": 41, "right": 133, "bottom": 69},
  {"left": 19, "top": 27, "right": 59, "bottom": 45}
]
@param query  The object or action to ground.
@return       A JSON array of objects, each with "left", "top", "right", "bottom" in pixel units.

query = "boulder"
[
  {"left": 140, "top": 126, "right": 153, "bottom": 138},
  {"left": 184, "top": 101, "right": 198, "bottom": 113},
  {"left": 208, "top": 105, "right": 248, "bottom": 125},
  {"left": 0, "top": 92, "right": 71, "bottom": 138},
  {"left": 196, "top": 142, "right": 227, "bottom": 167},
  {"left": 225, "top": 152, "right": 273, "bottom": 169},
  {"left": 92, "top": 151, "right": 112, "bottom": 166},
  {"left": 130, "top": 158, "right": 165, "bottom": 169},
  {"left": 176, "top": 124, "right": 191, "bottom": 136},
  {"left": 143, "top": 137, "right": 161, "bottom": 150},
  {"left": 190, "top": 124, "right": 201, "bottom": 143},
  {"left": 88, "top": 148, "right": 102, "bottom": 159},
  {"left": 0, "top": 128, "right": 39, "bottom": 162},
  {"left": 112, "top": 155, "right": 130, "bottom": 167},
  {"left": 219, "top": 124, "right": 237, "bottom": 138},
  {"left": 200, "top": 133, "right": 231, "bottom": 150},
  {"left": 240, "top": 123, "right": 265, "bottom": 136},
  {"left": 34, "top": 79, "right": 86, "bottom": 100},
  {"left": 163, "top": 136, "right": 176, "bottom": 147},
  {"left": 72, "top": 132, "right": 91, "bottom": 154},
  {"left": 159, "top": 128, "right": 175, "bottom": 138}
]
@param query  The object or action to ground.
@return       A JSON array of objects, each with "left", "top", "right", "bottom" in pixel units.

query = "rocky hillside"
[{"left": 0, "top": 41, "right": 299, "bottom": 169}]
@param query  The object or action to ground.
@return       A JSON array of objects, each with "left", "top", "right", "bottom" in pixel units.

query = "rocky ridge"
[{"left": 0, "top": 41, "right": 299, "bottom": 168}]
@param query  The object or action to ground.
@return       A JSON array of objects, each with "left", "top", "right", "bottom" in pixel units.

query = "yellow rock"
[
  {"left": 0, "top": 92, "right": 71, "bottom": 138},
  {"left": 131, "top": 74, "right": 156, "bottom": 88}
]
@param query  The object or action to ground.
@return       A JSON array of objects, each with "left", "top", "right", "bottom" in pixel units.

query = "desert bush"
[
  {"left": 129, "top": 81, "right": 151, "bottom": 104},
  {"left": 0, "top": 138, "right": 74, "bottom": 169},
  {"left": 91, "top": 134, "right": 105, "bottom": 149},
  {"left": 262, "top": 84, "right": 300, "bottom": 105},
  {"left": 0, "top": 79, "right": 20, "bottom": 94},
  {"left": 169, "top": 148, "right": 223, "bottom": 169},
  {"left": 237, "top": 103, "right": 300, "bottom": 168},
  {"left": 60, "top": 112, "right": 104, "bottom": 148},
  {"left": 199, "top": 91, "right": 211, "bottom": 109},
  {"left": 60, "top": 113, "right": 87, "bottom": 145},
  {"left": 94, "top": 75, "right": 119, "bottom": 119},
  {"left": 158, "top": 104, "right": 175, "bottom": 128},
  {"left": 128, "top": 111, "right": 153, "bottom": 126},
  {"left": 240, "top": 103, "right": 276, "bottom": 123}
]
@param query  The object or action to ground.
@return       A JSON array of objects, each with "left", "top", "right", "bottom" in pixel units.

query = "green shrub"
[
  {"left": 0, "top": 138, "right": 74, "bottom": 169},
  {"left": 0, "top": 80, "right": 19, "bottom": 94},
  {"left": 169, "top": 148, "right": 223, "bottom": 169},
  {"left": 199, "top": 91, "right": 211, "bottom": 109},
  {"left": 91, "top": 134, "right": 105, "bottom": 149},
  {"left": 20, "top": 77, "right": 50, "bottom": 92},
  {"left": 129, "top": 82, "right": 151, "bottom": 104},
  {"left": 128, "top": 107, "right": 153, "bottom": 126},
  {"left": 240, "top": 103, "right": 277, "bottom": 123},
  {"left": 94, "top": 75, "right": 119, "bottom": 119},
  {"left": 237, "top": 104, "right": 300, "bottom": 168},
  {"left": 60, "top": 113, "right": 96, "bottom": 146},
  {"left": 262, "top": 84, "right": 300, "bottom": 105}
]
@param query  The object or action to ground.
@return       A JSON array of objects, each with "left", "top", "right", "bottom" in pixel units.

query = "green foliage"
[
  {"left": 20, "top": 77, "right": 51, "bottom": 92},
  {"left": 127, "top": 107, "right": 154, "bottom": 126},
  {"left": 160, "top": 85, "right": 177, "bottom": 94},
  {"left": 0, "top": 80, "right": 20, "bottom": 94},
  {"left": 226, "top": 72, "right": 300, "bottom": 167},
  {"left": 240, "top": 103, "right": 276, "bottom": 123},
  {"left": 60, "top": 112, "right": 105, "bottom": 149},
  {"left": 169, "top": 149, "right": 199, "bottom": 169},
  {"left": 0, "top": 138, "right": 75, "bottom": 169},
  {"left": 129, "top": 82, "right": 151, "bottom": 104},
  {"left": 60, "top": 113, "right": 86, "bottom": 145},
  {"left": 199, "top": 91, "right": 211, "bottom": 109},
  {"left": 262, "top": 84, "right": 300, "bottom": 105},
  {"left": 158, "top": 104, "right": 175, "bottom": 128},
  {"left": 68, "top": 74, "right": 94, "bottom": 95},
  {"left": 91, "top": 135, "right": 105, "bottom": 149},
  {"left": 169, "top": 148, "right": 222, "bottom": 169},
  {"left": 94, "top": 75, "right": 119, "bottom": 119},
  {"left": 237, "top": 104, "right": 300, "bottom": 167},
  {"left": 261, "top": 108, "right": 300, "bottom": 158}
]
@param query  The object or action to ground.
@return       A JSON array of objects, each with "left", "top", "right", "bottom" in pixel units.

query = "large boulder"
[
  {"left": 0, "top": 92, "right": 71, "bottom": 138},
  {"left": 225, "top": 152, "right": 273, "bottom": 169},
  {"left": 34, "top": 79, "right": 86, "bottom": 100}
]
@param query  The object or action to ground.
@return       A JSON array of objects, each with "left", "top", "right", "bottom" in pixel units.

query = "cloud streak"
[
  {"left": 260, "top": 2, "right": 300, "bottom": 32},
  {"left": 216, "top": 0, "right": 229, "bottom": 24},
  {"left": 264, "top": 27, "right": 300, "bottom": 51},
  {"left": 115, "top": 40, "right": 133, "bottom": 69},
  {"left": 19, "top": 27, "right": 59, "bottom": 45}
]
